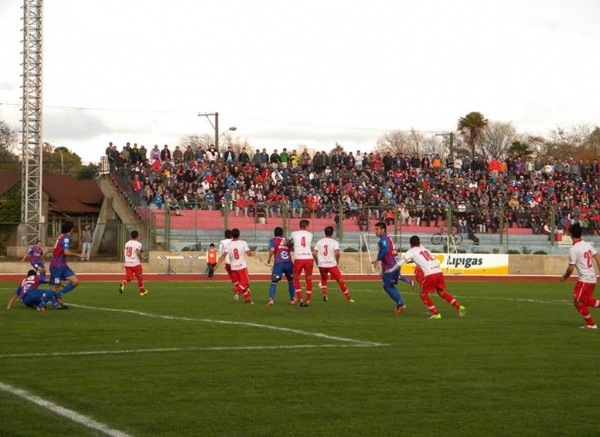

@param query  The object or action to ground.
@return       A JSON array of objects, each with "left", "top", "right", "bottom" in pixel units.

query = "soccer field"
[{"left": 1, "top": 279, "right": 599, "bottom": 436}]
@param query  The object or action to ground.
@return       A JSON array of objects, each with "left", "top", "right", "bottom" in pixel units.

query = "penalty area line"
[
  {"left": 0, "top": 343, "right": 386, "bottom": 360},
  {"left": 69, "top": 304, "right": 387, "bottom": 347},
  {"left": 0, "top": 381, "right": 132, "bottom": 437}
]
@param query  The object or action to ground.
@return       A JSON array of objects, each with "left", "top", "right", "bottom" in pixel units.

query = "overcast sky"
[{"left": 1, "top": 0, "right": 599, "bottom": 164}]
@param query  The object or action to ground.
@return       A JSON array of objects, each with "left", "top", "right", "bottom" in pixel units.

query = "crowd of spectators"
[{"left": 105, "top": 141, "right": 600, "bottom": 237}]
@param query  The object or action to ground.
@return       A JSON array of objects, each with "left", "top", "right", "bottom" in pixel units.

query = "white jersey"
[
  {"left": 569, "top": 240, "right": 598, "bottom": 284},
  {"left": 314, "top": 237, "right": 339, "bottom": 268},
  {"left": 224, "top": 239, "right": 250, "bottom": 270},
  {"left": 218, "top": 238, "right": 232, "bottom": 265},
  {"left": 401, "top": 246, "right": 442, "bottom": 276},
  {"left": 291, "top": 230, "right": 313, "bottom": 260},
  {"left": 124, "top": 239, "right": 143, "bottom": 267}
]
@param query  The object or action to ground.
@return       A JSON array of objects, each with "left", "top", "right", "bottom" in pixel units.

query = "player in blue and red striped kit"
[
  {"left": 370, "top": 222, "right": 414, "bottom": 314},
  {"left": 50, "top": 221, "right": 86, "bottom": 308},
  {"left": 6, "top": 270, "right": 58, "bottom": 312},
  {"left": 22, "top": 239, "right": 47, "bottom": 283},
  {"left": 266, "top": 227, "right": 295, "bottom": 306}
]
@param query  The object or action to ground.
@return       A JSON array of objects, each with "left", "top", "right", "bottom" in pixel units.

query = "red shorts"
[
  {"left": 421, "top": 272, "right": 446, "bottom": 294},
  {"left": 294, "top": 259, "right": 314, "bottom": 276},
  {"left": 573, "top": 281, "right": 596, "bottom": 302},
  {"left": 231, "top": 268, "right": 250, "bottom": 290},
  {"left": 225, "top": 263, "right": 234, "bottom": 280},
  {"left": 125, "top": 265, "right": 143, "bottom": 280},
  {"left": 318, "top": 266, "right": 342, "bottom": 282},
  {"left": 414, "top": 267, "right": 425, "bottom": 285}
]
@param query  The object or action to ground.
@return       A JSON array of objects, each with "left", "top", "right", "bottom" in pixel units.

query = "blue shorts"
[
  {"left": 22, "top": 289, "right": 49, "bottom": 307},
  {"left": 32, "top": 261, "right": 45, "bottom": 270},
  {"left": 382, "top": 270, "right": 400, "bottom": 287},
  {"left": 49, "top": 267, "right": 75, "bottom": 285},
  {"left": 271, "top": 263, "right": 294, "bottom": 283}
]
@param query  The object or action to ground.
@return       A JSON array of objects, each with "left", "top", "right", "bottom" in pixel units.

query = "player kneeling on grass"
[
  {"left": 302, "top": 226, "right": 353, "bottom": 307},
  {"left": 7, "top": 270, "right": 58, "bottom": 312},
  {"left": 386, "top": 235, "right": 466, "bottom": 319},
  {"left": 266, "top": 227, "right": 295, "bottom": 306},
  {"left": 119, "top": 230, "right": 148, "bottom": 296},
  {"left": 560, "top": 223, "right": 600, "bottom": 329}
]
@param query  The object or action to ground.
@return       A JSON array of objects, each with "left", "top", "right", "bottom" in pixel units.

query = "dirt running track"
[{"left": 0, "top": 274, "right": 563, "bottom": 283}]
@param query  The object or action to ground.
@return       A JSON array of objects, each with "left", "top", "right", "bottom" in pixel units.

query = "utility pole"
[
  {"left": 436, "top": 132, "right": 454, "bottom": 158},
  {"left": 198, "top": 112, "right": 219, "bottom": 153}
]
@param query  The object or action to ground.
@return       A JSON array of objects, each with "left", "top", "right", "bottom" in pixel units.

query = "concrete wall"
[{"left": 0, "top": 253, "right": 573, "bottom": 276}]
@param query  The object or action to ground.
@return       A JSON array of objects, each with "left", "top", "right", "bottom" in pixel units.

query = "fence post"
[
  {"left": 338, "top": 202, "right": 344, "bottom": 242},
  {"left": 164, "top": 202, "right": 171, "bottom": 251},
  {"left": 499, "top": 208, "right": 505, "bottom": 246},
  {"left": 223, "top": 202, "right": 229, "bottom": 231},
  {"left": 550, "top": 209, "right": 556, "bottom": 247}
]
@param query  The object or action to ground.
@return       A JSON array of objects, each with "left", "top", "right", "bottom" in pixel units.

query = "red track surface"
[{"left": 0, "top": 274, "right": 561, "bottom": 282}]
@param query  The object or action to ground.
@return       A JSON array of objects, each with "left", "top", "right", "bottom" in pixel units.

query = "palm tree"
[{"left": 457, "top": 112, "right": 488, "bottom": 162}]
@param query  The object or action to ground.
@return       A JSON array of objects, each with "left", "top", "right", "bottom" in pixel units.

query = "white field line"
[
  {"left": 70, "top": 304, "right": 388, "bottom": 347},
  {"left": 0, "top": 344, "right": 377, "bottom": 360},
  {"left": 0, "top": 382, "right": 132, "bottom": 437},
  {"left": 352, "top": 288, "right": 572, "bottom": 305}
]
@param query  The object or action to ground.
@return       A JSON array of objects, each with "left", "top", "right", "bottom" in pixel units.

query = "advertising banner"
[{"left": 402, "top": 253, "right": 509, "bottom": 275}]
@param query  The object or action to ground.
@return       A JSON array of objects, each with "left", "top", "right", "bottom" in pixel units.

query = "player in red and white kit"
[
  {"left": 290, "top": 219, "right": 317, "bottom": 304},
  {"left": 216, "top": 228, "right": 254, "bottom": 304},
  {"left": 218, "top": 229, "right": 239, "bottom": 300},
  {"left": 387, "top": 235, "right": 466, "bottom": 319},
  {"left": 560, "top": 223, "right": 600, "bottom": 329},
  {"left": 301, "top": 226, "right": 353, "bottom": 306},
  {"left": 119, "top": 230, "right": 148, "bottom": 296}
]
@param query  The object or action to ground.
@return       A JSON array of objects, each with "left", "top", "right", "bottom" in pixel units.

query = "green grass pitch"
[{"left": 1, "top": 279, "right": 600, "bottom": 436}]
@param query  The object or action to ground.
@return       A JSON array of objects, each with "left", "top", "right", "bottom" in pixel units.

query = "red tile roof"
[{"left": 0, "top": 171, "right": 103, "bottom": 214}]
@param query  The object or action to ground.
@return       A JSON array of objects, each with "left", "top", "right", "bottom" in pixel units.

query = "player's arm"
[
  {"left": 216, "top": 251, "right": 227, "bottom": 269},
  {"left": 6, "top": 289, "right": 19, "bottom": 310},
  {"left": 334, "top": 248, "right": 340, "bottom": 264},
  {"left": 312, "top": 248, "right": 319, "bottom": 263},
  {"left": 371, "top": 239, "right": 388, "bottom": 266},
  {"left": 267, "top": 247, "right": 275, "bottom": 265},
  {"left": 560, "top": 264, "right": 576, "bottom": 282},
  {"left": 64, "top": 247, "right": 86, "bottom": 259},
  {"left": 386, "top": 258, "right": 407, "bottom": 274}
]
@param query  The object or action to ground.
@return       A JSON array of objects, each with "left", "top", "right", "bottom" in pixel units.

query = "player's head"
[
  {"left": 569, "top": 223, "right": 582, "bottom": 239},
  {"left": 61, "top": 220, "right": 74, "bottom": 234},
  {"left": 27, "top": 269, "right": 36, "bottom": 277},
  {"left": 131, "top": 230, "right": 139, "bottom": 239},
  {"left": 299, "top": 219, "right": 309, "bottom": 229},
  {"left": 410, "top": 235, "right": 420, "bottom": 247},
  {"left": 231, "top": 228, "right": 240, "bottom": 239},
  {"left": 35, "top": 239, "right": 41, "bottom": 245},
  {"left": 374, "top": 222, "right": 386, "bottom": 236},
  {"left": 274, "top": 227, "right": 284, "bottom": 237},
  {"left": 224, "top": 229, "right": 233, "bottom": 239},
  {"left": 209, "top": 243, "right": 215, "bottom": 248},
  {"left": 324, "top": 226, "right": 334, "bottom": 237}
]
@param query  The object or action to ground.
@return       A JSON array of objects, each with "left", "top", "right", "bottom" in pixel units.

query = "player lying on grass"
[
  {"left": 386, "top": 235, "right": 466, "bottom": 319},
  {"left": 6, "top": 270, "right": 62, "bottom": 312}
]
